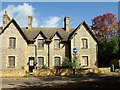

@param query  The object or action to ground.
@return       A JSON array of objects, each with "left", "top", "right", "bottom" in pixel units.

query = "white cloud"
[
  {"left": 0, "top": 3, "right": 38, "bottom": 27},
  {"left": 40, "top": 16, "right": 61, "bottom": 27}
]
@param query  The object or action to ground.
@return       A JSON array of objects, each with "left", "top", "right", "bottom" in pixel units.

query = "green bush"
[
  {"left": 41, "top": 64, "right": 48, "bottom": 69},
  {"left": 62, "top": 57, "right": 72, "bottom": 68}
]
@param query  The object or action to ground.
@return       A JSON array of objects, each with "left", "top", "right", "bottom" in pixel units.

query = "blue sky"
[{"left": 0, "top": 2, "right": 119, "bottom": 28}]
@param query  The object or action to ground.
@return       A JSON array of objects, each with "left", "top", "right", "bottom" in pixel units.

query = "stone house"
[{"left": 0, "top": 11, "right": 98, "bottom": 76}]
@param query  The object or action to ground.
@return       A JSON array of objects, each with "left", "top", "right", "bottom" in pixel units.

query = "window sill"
[
  {"left": 38, "top": 48, "right": 44, "bottom": 50},
  {"left": 54, "top": 48, "right": 60, "bottom": 50},
  {"left": 81, "top": 47, "right": 88, "bottom": 49},
  {"left": 8, "top": 47, "right": 16, "bottom": 49},
  {"left": 7, "top": 66, "right": 15, "bottom": 68}
]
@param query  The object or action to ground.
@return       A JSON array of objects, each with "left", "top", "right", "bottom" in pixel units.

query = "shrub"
[
  {"left": 62, "top": 57, "right": 72, "bottom": 69},
  {"left": 41, "top": 65, "right": 48, "bottom": 69}
]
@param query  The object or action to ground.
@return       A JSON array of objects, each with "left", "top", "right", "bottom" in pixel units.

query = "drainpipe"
[
  {"left": 34, "top": 44, "right": 37, "bottom": 70},
  {"left": 48, "top": 42, "right": 50, "bottom": 68}
]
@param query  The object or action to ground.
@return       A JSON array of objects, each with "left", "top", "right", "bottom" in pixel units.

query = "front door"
[{"left": 29, "top": 57, "right": 34, "bottom": 72}]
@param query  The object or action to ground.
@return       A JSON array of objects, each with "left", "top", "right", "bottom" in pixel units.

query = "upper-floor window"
[
  {"left": 54, "top": 39, "right": 60, "bottom": 49},
  {"left": 8, "top": 56, "right": 15, "bottom": 67},
  {"left": 38, "top": 39, "right": 44, "bottom": 49},
  {"left": 81, "top": 38, "right": 88, "bottom": 49},
  {"left": 81, "top": 56, "right": 88, "bottom": 66},
  {"left": 9, "top": 37, "right": 16, "bottom": 49},
  {"left": 38, "top": 57, "right": 44, "bottom": 68},
  {"left": 54, "top": 57, "right": 60, "bottom": 67}
]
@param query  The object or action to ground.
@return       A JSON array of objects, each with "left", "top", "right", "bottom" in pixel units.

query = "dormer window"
[
  {"left": 9, "top": 37, "right": 16, "bottom": 49},
  {"left": 54, "top": 39, "right": 60, "bottom": 49},
  {"left": 38, "top": 39, "right": 44, "bottom": 49}
]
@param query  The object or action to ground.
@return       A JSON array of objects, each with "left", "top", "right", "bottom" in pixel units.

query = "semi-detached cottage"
[{"left": 0, "top": 11, "right": 98, "bottom": 76}]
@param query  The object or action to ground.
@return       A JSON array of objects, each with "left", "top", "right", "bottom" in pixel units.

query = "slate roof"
[
  {"left": 0, "top": 18, "right": 98, "bottom": 43},
  {"left": 21, "top": 27, "right": 74, "bottom": 42}
]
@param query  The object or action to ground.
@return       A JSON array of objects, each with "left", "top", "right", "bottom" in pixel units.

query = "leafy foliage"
[
  {"left": 62, "top": 56, "right": 79, "bottom": 69},
  {"left": 41, "top": 64, "right": 48, "bottom": 69},
  {"left": 91, "top": 12, "right": 119, "bottom": 41},
  {"left": 98, "top": 36, "right": 120, "bottom": 67},
  {"left": 62, "top": 57, "right": 72, "bottom": 68}
]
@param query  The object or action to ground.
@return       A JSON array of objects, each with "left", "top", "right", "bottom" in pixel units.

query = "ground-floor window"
[
  {"left": 81, "top": 56, "right": 88, "bottom": 66},
  {"left": 54, "top": 57, "right": 60, "bottom": 67},
  {"left": 38, "top": 57, "right": 44, "bottom": 68},
  {"left": 8, "top": 56, "right": 15, "bottom": 67}
]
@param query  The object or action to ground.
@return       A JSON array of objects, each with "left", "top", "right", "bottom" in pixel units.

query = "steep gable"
[
  {"left": 1, "top": 19, "right": 28, "bottom": 43},
  {"left": 68, "top": 21, "right": 98, "bottom": 43}
]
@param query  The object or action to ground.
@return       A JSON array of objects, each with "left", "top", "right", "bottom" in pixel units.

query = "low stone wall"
[
  {"left": 0, "top": 68, "right": 111, "bottom": 77},
  {"left": 0, "top": 69, "right": 25, "bottom": 77},
  {"left": 33, "top": 68, "right": 111, "bottom": 76}
]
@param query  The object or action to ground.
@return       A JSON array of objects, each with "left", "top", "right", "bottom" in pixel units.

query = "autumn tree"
[{"left": 91, "top": 12, "right": 119, "bottom": 41}]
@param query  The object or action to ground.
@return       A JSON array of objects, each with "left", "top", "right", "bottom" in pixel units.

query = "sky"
[{"left": 0, "top": 2, "right": 119, "bottom": 28}]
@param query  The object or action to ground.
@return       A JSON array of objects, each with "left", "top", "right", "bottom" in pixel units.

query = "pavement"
[{"left": 1, "top": 72, "right": 120, "bottom": 90}]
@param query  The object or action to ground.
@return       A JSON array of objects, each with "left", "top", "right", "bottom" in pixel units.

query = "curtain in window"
[
  {"left": 54, "top": 57, "right": 60, "bottom": 66},
  {"left": 82, "top": 39, "right": 88, "bottom": 48},
  {"left": 54, "top": 39, "right": 60, "bottom": 49},
  {"left": 38, "top": 57, "right": 44, "bottom": 67},
  {"left": 9, "top": 38, "right": 16, "bottom": 48},
  {"left": 82, "top": 56, "right": 88, "bottom": 66},
  {"left": 38, "top": 39, "right": 44, "bottom": 49},
  {"left": 8, "top": 56, "right": 15, "bottom": 67}
]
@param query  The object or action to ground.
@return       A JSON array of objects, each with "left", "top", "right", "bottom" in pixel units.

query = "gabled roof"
[
  {"left": 21, "top": 27, "right": 74, "bottom": 42},
  {"left": 1, "top": 19, "right": 28, "bottom": 43},
  {"left": 0, "top": 18, "right": 97, "bottom": 43},
  {"left": 33, "top": 31, "right": 47, "bottom": 40},
  {"left": 50, "top": 31, "right": 63, "bottom": 40},
  {"left": 68, "top": 21, "right": 98, "bottom": 43}
]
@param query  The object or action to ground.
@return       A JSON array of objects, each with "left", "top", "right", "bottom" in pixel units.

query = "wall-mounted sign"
[{"left": 73, "top": 48, "right": 77, "bottom": 54}]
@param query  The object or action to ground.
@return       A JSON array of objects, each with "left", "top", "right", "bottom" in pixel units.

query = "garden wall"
[
  {"left": 0, "top": 68, "right": 111, "bottom": 77},
  {"left": 33, "top": 68, "right": 111, "bottom": 76},
  {"left": 0, "top": 69, "right": 25, "bottom": 77}
]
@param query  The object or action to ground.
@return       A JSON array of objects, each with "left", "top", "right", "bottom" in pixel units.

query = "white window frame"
[
  {"left": 81, "top": 56, "right": 88, "bottom": 66},
  {"left": 81, "top": 38, "right": 88, "bottom": 49}
]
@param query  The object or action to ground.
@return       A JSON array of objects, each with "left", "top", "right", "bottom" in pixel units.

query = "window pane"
[
  {"left": 54, "top": 57, "right": 60, "bottom": 66},
  {"left": 8, "top": 56, "right": 15, "bottom": 67},
  {"left": 38, "top": 39, "right": 44, "bottom": 49},
  {"left": 9, "top": 38, "right": 16, "bottom": 48},
  {"left": 38, "top": 57, "right": 44, "bottom": 67},
  {"left": 82, "top": 39, "right": 88, "bottom": 48},
  {"left": 82, "top": 56, "right": 88, "bottom": 66},
  {"left": 54, "top": 39, "right": 60, "bottom": 49}
]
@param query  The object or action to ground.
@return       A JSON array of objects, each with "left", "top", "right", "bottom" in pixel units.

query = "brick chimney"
[
  {"left": 3, "top": 11, "right": 10, "bottom": 28},
  {"left": 64, "top": 16, "right": 69, "bottom": 32},
  {"left": 28, "top": 16, "right": 32, "bottom": 30}
]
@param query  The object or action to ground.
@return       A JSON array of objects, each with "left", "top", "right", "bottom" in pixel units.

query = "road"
[{"left": 1, "top": 72, "right": 120, "bottom": 90}]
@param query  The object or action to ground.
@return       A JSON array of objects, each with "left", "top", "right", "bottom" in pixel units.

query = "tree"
[
  {"left": 98, "top": 36, "right": 120, "bottom": 67},
  {"left": 91, "top": 12, "right": 119, "bottom": 41}
]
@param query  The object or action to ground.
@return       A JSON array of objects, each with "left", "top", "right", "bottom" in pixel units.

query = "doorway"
[{"left": 29, "top": 57, "right": 34, "bottom": 72}]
